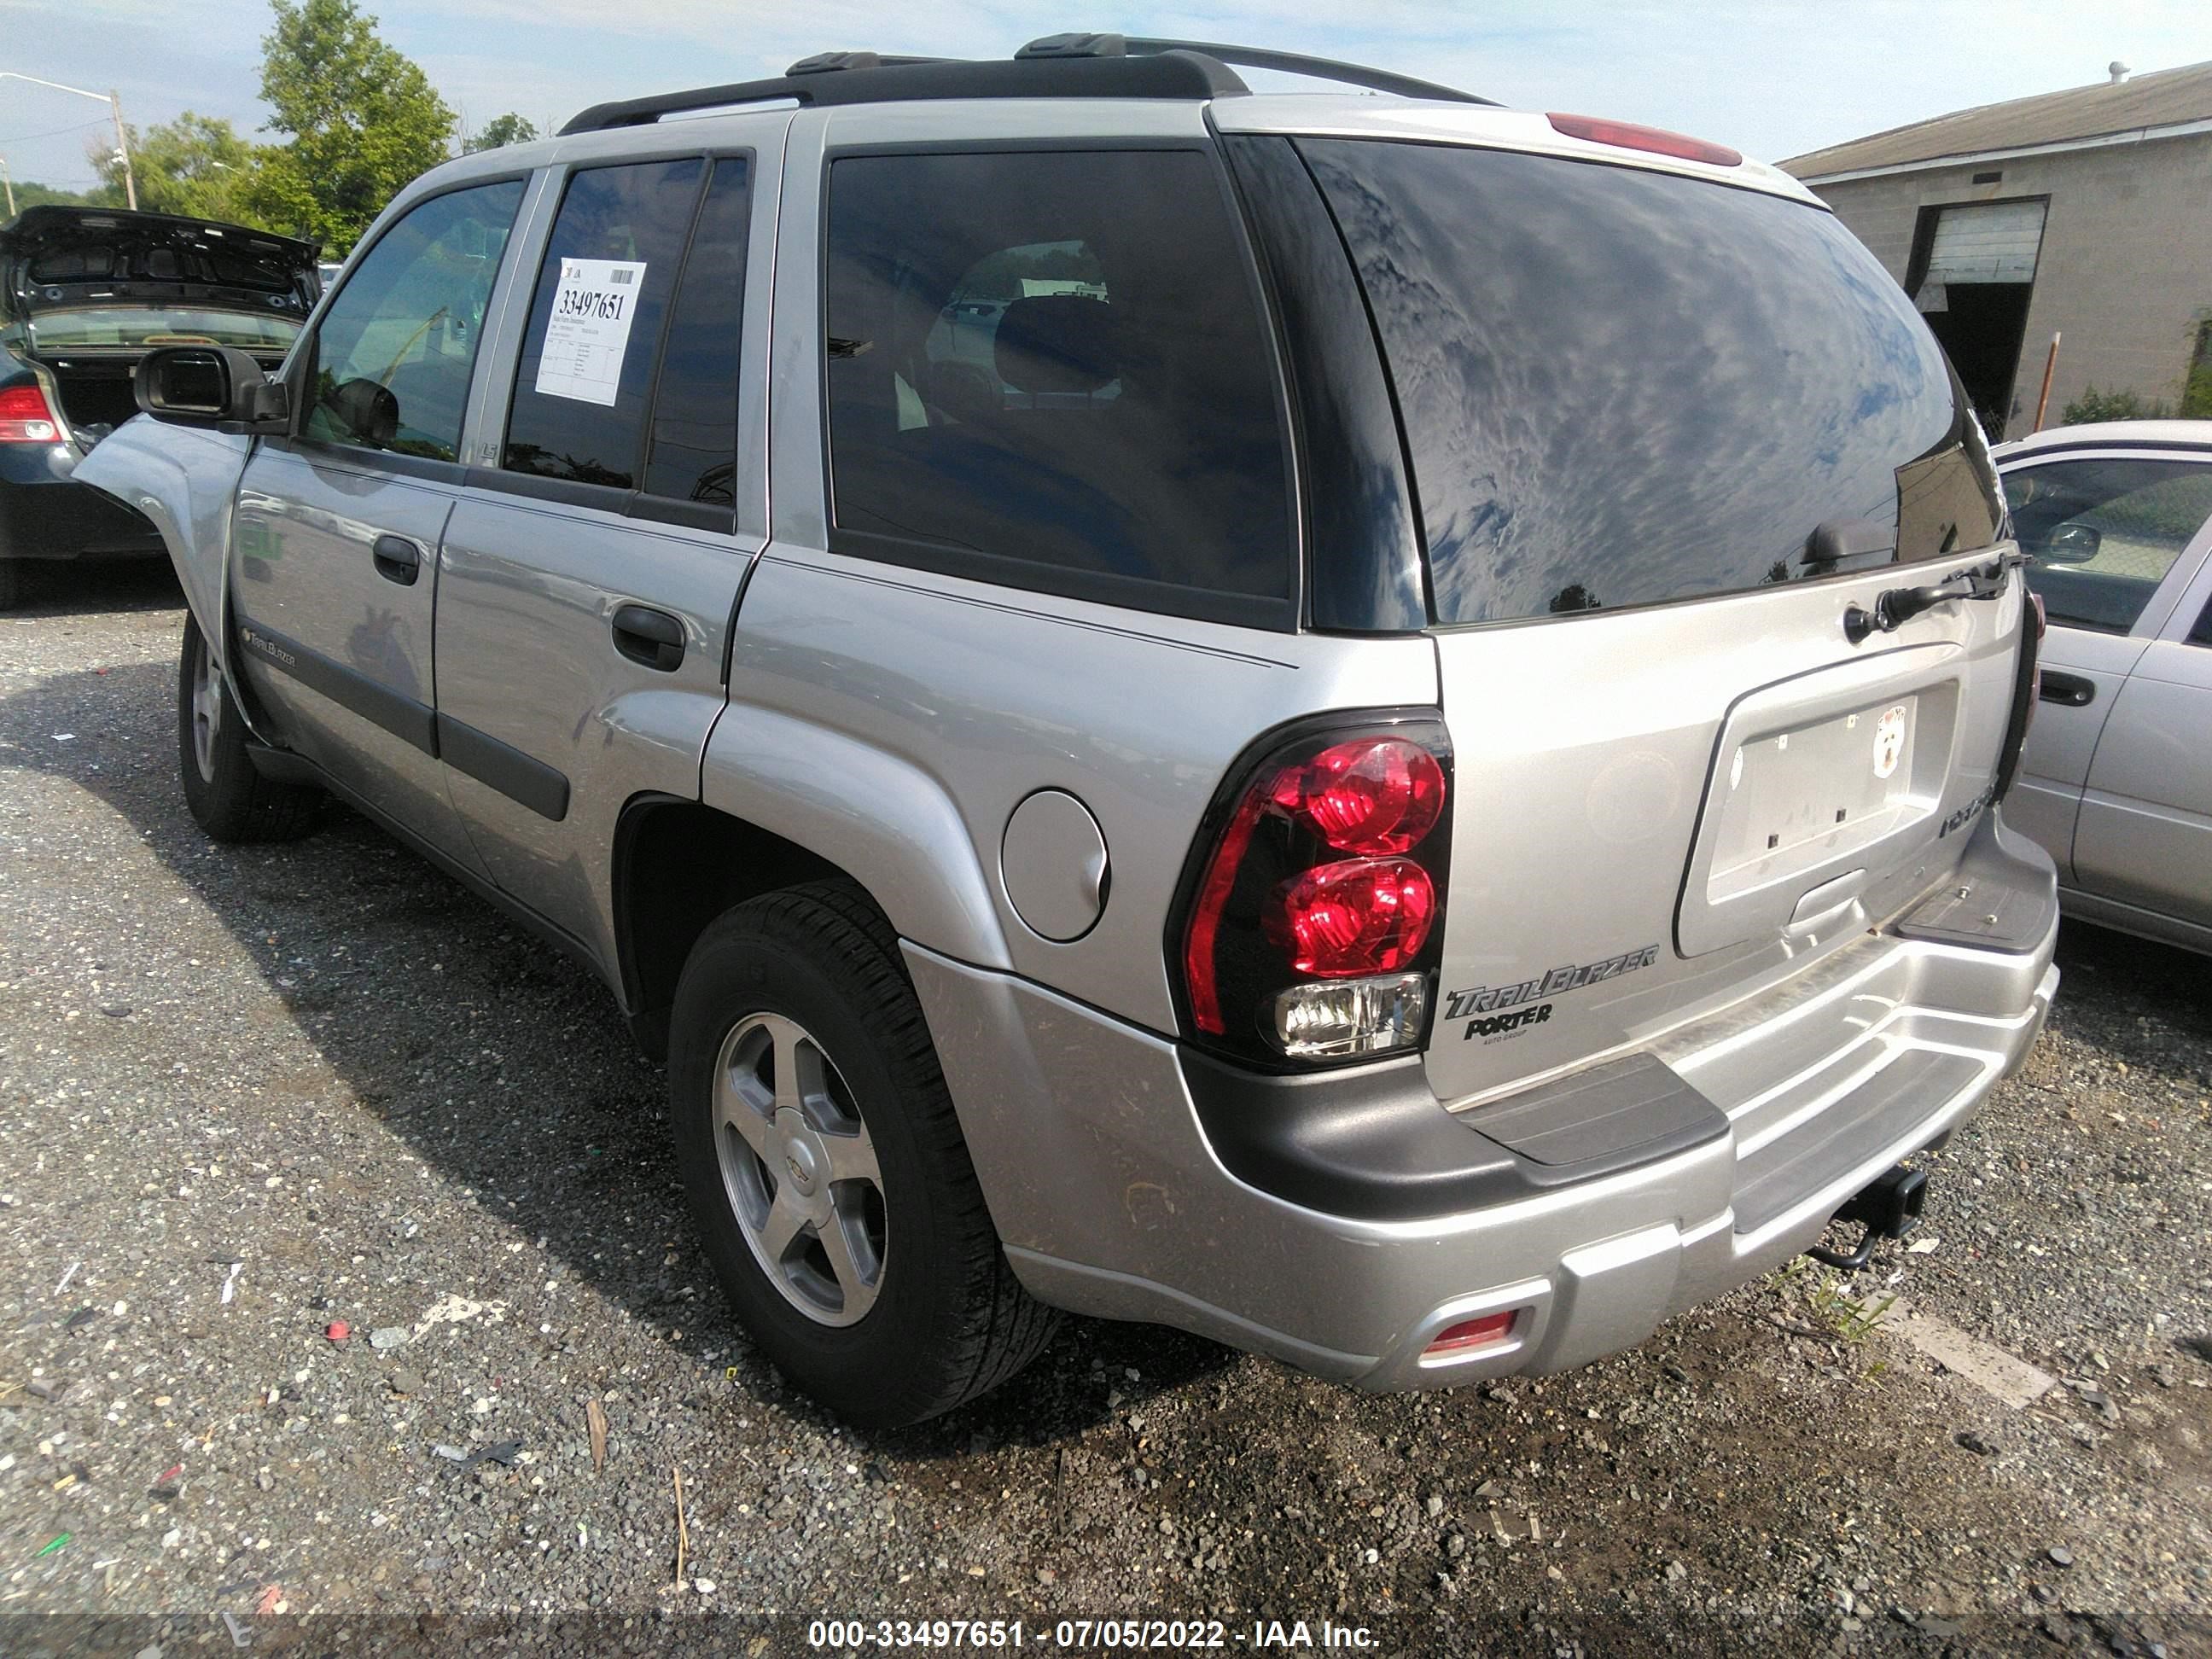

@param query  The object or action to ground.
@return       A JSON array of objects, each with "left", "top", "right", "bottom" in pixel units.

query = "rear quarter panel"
[{"left": 713, "top": 550, "right": 1437, "bottom": 1030}]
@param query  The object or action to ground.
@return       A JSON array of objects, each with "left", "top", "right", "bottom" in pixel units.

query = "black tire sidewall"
[
  {"left": 669, "top": 903, "right": 982, "bottom": 1424},
  {"left": 177, "top": 614, "right": 247, "bottom": 834}
]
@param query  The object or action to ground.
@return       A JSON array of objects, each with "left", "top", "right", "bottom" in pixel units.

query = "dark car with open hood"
[{"left": 0, "top": 205, "right": 317, "bottom": 607}]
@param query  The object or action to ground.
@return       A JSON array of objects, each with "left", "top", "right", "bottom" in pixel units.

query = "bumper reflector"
[{"left": 1423, "top": 1309, "right": 1518, "bottom": 1357}]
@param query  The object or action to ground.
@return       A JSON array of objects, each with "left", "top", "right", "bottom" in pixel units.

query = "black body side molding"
[{"left": 235, "top": 614, "right": 569, "bottom": 821}]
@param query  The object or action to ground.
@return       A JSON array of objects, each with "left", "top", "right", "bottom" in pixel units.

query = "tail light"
[
  {"left": 1173, "top": 714, "right": 1452, "bottom": 1068},
  {"left": 0, "top": 384, "right": 61, "bottom": 445},
  {"left": 1546, "top": 112, "right": 1742, "bottom": 168}
]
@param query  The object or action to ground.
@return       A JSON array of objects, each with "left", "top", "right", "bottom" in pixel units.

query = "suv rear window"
[
  {"left": 1298, "top": 140, "right": 2002, "bottom": 626},
  {"left": 823, "top": 148, "right": 1293, "bottom": 625}
]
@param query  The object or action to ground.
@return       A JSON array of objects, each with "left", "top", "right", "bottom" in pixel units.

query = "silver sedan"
[{"left": 1997, "top": 420, "right": 2212, "bottom": 954}]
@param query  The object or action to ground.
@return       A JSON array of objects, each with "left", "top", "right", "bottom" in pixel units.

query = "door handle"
[
  {"left": 371, "top": 533, "right": 422, "bottom": 586},
  {"left": 611, "top": 603, "right": 685, "bottom": 672},
  {"left": 2039, "top": 670, "right": 2095, "bottom": 707}
]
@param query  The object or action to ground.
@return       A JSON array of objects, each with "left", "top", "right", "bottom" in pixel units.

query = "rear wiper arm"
[{"left": 1844, "top": 555, "right": 2018, "bottom": 645}]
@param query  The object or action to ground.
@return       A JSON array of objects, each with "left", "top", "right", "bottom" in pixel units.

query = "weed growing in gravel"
[{"left": 1778, "top": 1258, "right": 1899, "bottom": 1345}]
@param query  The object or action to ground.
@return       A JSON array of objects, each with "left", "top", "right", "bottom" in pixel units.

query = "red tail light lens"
[
  {"left": 1266, "top": 857, "right": 1435, "bottom": 977},
  {"left": 1546, "top": 113, "right": 1743, "bottom": 168},
  {"left": 1269, "top": 736, "right": 1445, "bottom": 854},
  {"left": 0, "top": 383, "right": 61, "bottom": 444},
  {"left": 1176, "top": 715, "right": 1452, "bottom": 1064}
]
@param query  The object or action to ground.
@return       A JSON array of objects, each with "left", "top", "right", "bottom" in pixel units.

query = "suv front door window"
[{"left": 302, "top": 180, "right": 525, "bottom": 463}]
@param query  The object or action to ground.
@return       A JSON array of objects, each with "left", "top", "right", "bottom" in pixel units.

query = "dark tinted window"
[
  {"left": 303, "top": 180, "right": 524, "bottom": 462},
  {"left": 2192, "top": 597, "right": 2212, "bottom": 648},
  {"left": 824, "top": 149, "right": 1292, "bottom": 621},
  {"left": 1300, "top": 141, "right": 2003, "bottom": 625},
  {"left": 504, "top": 159, "right": 704, "bottom": 490},
  {"left": 640, "top": 158, "right": 750, "bottom": 509},
  {"left": 2002, "top": 457, "right": 2212, "bottom": 632}
]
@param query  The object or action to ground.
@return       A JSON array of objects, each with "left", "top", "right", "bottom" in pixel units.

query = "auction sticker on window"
[
  {"left": 534, "top": 259, "right": 647, "bottom": 406},
  {"left": 1872, "top": 703, "right": 1909, "bottom": 780}
]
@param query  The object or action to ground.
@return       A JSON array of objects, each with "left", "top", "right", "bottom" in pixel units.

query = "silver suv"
[{"left": 82, "top": 37, "right": 2061, "bottom": 1427}]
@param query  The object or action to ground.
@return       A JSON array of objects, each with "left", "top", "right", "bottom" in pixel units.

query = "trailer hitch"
[{"left": 1804, "top": 1164, "right": 1928, "bottom": 1271}]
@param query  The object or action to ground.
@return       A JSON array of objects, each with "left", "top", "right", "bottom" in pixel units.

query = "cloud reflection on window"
[{"left": 1301, "top": 140, "right": 1995, "bottom": 625}]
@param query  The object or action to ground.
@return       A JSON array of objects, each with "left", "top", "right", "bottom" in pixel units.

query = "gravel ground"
[{"left": 2, "top": 564, "right": 2208, "bottom": 1656}]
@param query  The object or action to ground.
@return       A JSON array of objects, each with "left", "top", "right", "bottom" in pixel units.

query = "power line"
[{"left": 0, "top": 116, "right": 111, "bottom": 143}]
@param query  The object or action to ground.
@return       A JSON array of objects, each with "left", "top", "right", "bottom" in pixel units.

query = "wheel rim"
[
  {"left": 189, "top": 632, "right": 221, "bottom": 784},
  {"left": 713, "top": 1011, "right": 888, "bottom": 1327}
]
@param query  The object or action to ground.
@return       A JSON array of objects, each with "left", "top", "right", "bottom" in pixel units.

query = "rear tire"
[
  {"left": 177, "top": 614, "right": 322, "bottom": 842},
  {"left": 669, "top": 880, "right": 1059, "bottom": 1426}
]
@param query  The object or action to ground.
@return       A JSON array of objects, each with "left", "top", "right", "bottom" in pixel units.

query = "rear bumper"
[
  {"left": 0, "top": 447, "right": 165, "bottom": 560},
  {"left": 908, "top": 813, "right": 2058, "bottom": 1390}
]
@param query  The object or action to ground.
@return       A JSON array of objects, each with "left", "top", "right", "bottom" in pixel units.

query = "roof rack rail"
[
  {"left": 786, "top": 51, "right": 944, "bottom": 76},
  {"left": 1017, "top": 32, "right": 1493, "bottom": 106},
  {"left": 558, "top": 50, "right": 1249, "bottom": 134}
]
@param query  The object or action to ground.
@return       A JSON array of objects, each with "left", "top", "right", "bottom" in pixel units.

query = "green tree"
[
  {"left": 4, "top": 180, "right": 100, "bottom": 216},
  {"left": 2059, "top": 385, "right": 2173, "bottom": 426},
  {"left": 89, "top": 113, "right": 265, "bottom": 224},
  {"left": 465, "top": 113, "right": 538, "bottom": 154},
  {"left": 247, "top": 0, "right": 455, "bottom": 255}
]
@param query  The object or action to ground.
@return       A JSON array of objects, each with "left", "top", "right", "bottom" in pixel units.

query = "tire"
[
  {"left": 177, "top": 614, "right": 323, "bottom": 842},
  {"left": 669, "top": 880, "right": 1059, "bottom": 1426}
]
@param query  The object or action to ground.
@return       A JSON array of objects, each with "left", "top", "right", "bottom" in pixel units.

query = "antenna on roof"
[{"left": 2107, "top": 61, "right": 2132, "bottom": 84}]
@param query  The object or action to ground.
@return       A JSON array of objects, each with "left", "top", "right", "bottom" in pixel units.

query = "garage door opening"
[{"left": 1906, "top": 198, "right": 2048, "bottom": 439}]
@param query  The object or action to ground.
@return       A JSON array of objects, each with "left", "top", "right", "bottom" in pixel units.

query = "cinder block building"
[{"left": 1783, "top": 61, "right": 2212, "bottom": 438}]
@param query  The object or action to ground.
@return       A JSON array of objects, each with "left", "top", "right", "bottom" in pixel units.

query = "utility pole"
[
  {"left": 0, "top": 73, "right": 134, "bottom": 209},
  {"left": 1, "top": 156, "right": 15, "bottom": 218},
  {"left": 108, "top": 88, "right": 135, "bottom": 210}
]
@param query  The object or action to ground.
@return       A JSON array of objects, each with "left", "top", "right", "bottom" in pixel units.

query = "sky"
[{"left": 2, "top": 0, "right": 2209, "bottom": 192}]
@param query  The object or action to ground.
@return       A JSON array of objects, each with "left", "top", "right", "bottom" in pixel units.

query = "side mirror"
[
  {"left": 323, "top": 377, "right": 399, "bottom": 448},
  {"left": 2040, "top": 521, "right": 2102, "bottom": 564},
  {"left": 133, "top": 345, "right": 288, "bottom": 432}
]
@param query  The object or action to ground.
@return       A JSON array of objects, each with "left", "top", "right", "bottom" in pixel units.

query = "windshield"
[
  {"left": 1297, "top": 140, "right": 2004, "bottom": 625},
  {"left": 24, "top": 306, "right": 302, "bottom": 352}
]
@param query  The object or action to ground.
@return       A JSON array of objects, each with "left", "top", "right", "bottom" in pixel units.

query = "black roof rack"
[
  {"left": 1017, "top": 33, "right": 1492, "bottom": 106},
  {"left": 559, "top": 35, "right": 1493, "bottom": 136},
  {"left": 559, "top": 49, "right": 1249, "bottom": 135}
]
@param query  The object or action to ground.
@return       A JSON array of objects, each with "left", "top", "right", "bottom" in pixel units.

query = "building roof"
[{"left": 1783, "top": 59, "right": 2212, "bottom": 181}]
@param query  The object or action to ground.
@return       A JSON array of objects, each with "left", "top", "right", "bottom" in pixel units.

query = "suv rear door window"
[
  {"left": 502, "top": 159, "right": 706, "bottom": 493},
  {"left": 1297, "top": 141, "right": 2003, "bottom": 625},
  {"left": 2001, "top": 457, "right": 2212, "bottom": 633},
  {"left": 823, "top": 148, "right": 1293, "bottom": 624},
  {"left": 302, "top": 179, "right": 524, "bottom": 463}
]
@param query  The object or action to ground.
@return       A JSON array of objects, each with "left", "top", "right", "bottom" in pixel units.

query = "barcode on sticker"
[{"left": 609, "top": 269, "right": 636, "bottom": 285}]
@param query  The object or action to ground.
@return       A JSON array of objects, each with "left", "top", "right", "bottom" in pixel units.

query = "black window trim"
[
  {"left": 288, "top": 169, "right": 533, "bottom": 472},
  {"left": 1214, "top": 126, "right": 1429, "bottom": 634},
  {"left": 815, "top": 135, "right": 1304, "bottom": 634},
  {"left": 470, "top": 147, "right": 757, "bottom": 536}
]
